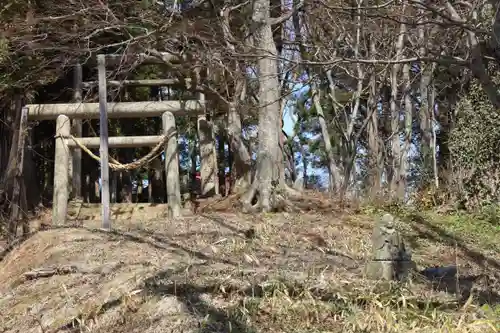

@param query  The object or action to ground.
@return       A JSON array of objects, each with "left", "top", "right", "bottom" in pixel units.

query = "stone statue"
[{"left": 365, "top": 213, "right": 415, "bottom": 281}]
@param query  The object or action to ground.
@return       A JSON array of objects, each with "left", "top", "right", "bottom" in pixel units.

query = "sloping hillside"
[{"left": 0, "top": 206, "right": 499, "bottom": 333}]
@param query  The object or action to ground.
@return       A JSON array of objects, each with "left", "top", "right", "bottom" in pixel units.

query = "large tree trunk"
[
  {"left": 241, "top": 0, "right": 283, "bottom": 212},
  {"left": 389, "top": 8, "right": 406, "bottom": 199}
]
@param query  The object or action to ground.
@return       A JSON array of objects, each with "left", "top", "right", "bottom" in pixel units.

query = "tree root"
[
  {"left": 240, "top": 180, "right": 303, "bottom": 213},
  {"left": 239, "top": 179, "right": 354, "bottom": 214}
]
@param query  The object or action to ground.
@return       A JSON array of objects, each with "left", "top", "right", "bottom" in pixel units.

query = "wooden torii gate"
[{"left": 24, "top": 53, "right": 219, "bottom": 229}]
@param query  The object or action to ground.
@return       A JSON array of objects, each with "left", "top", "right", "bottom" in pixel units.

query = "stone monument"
[{"left": 365, "top": 213, "right": 415, "bottom": 281}]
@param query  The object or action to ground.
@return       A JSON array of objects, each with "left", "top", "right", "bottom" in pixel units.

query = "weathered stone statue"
[{"left": 365, "top": 213, "right": 415, "bottom": 281}]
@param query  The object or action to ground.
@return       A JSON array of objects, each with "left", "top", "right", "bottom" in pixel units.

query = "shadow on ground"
[
  {"left": 143, "top": 268, "right": 257, "bottom": 333},
  {"left": 407, "top": 213, "right": 500, "bottom": 306},
  {"left": 406, "top": 213, "right": 500, "bottom": 271},
  {"left": 91, "top": 227, "right": 239, "bottom": 266}
]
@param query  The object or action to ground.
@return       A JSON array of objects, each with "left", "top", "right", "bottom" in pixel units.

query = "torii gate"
[{"left": 24, "top": 53, "right": 218, "bottom": 229}]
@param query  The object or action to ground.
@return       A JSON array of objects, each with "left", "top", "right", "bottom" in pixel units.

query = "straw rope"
[{"left": 64, "top": 134, "right": 169, "bottom": 170}]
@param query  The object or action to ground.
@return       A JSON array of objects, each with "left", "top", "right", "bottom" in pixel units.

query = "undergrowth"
[{"left": 1, "top": 203, "right": 500, "bottom": 333}]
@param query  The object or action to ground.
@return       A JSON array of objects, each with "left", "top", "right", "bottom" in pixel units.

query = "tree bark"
[
  {"left": 367, "top": 65, "right": 382, "bottom": 199},
  {"left": 436, "top": 84, "right": 458, "bottom": 189},
  {"left": 241, "top": 0, "right": 283, "bottom": 212},
  {"left": 400, "top": 62, "right": 413, "bottom": 199},
  {"left": 311, "top": 83, "right": 341, "bottom": 193},
  {"left": 429, "top": 77, "right": 439, "bottom": 189},
  {"left": 417, "top": 14, "right": 433, "bottom": 183},
  {"left": 389, "top": 5, "right": 406, "bottom": 199},
  {"left": 227, "top": 103, "right": 252, "bottom": 193},
  {"left": 219, "top": 5, "right": 254, "bottom": 195}
]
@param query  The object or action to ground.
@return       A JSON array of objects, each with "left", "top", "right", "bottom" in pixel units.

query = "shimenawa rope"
[{"left": 63, "top": 134, "right": 170, "bottom": 170}]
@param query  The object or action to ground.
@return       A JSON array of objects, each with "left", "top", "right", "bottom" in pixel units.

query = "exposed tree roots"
[
  {"left": 240, "top": 179, "right": 303, "bottom": 213},
  {"left": 197, "top": 176, "right": 346, "bottom": 215}
]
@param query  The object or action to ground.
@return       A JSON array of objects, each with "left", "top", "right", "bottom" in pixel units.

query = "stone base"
[
  {"left": 366, "top": 259, "right": 416, "bottom": 281},
  {"left": 365, "top": 260, "right": 394, "bottom": 280}
]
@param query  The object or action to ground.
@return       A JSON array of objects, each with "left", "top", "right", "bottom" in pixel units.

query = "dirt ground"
[{"left": 0, "top": 199, "right": 499, "bottom": 333}]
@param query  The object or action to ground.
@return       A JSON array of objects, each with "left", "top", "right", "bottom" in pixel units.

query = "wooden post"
[
  {"left": 53, "top": 115, "right": 71, "bottom": 226},
  {"left": 196, "top": 71, "right": 218, "bottom": 197},
  {"left": 162, "top": 111, "right": 181, "bottom": 218},
  {"left": 9, "top": 106, "right": 29, "bottom": 239},
  {"left": 72, "top": 63, "right": 83, "bottom": 200},
  {"left": 98, "top": 54, "right": 110, "bottom": 229}
]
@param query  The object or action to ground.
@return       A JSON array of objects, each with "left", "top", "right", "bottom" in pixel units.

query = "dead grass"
[{"left": 0, "top": 202, "right": 499, "bottom": 333}]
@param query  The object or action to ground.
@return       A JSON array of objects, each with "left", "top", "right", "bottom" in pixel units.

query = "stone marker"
[{"left": 365, "top": 213, "right": 415, "bottom": 281}]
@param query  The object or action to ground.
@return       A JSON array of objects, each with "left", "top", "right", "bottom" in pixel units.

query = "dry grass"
[{"left": 0, "top": 202, "right": 499, "bottom": 333}]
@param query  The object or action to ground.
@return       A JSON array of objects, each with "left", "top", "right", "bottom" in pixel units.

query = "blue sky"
[{"left": 282, "top": 82, "right": 308, "bottom": 136}]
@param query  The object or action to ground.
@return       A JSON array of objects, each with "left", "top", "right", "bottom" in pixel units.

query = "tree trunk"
[
  {"left": 4, "top": 96, "right": 23, "bottom": 189},
  {"left": 419, "top": 66, "right": 433, "bottom": 185},
  {"left": 367, "top": 67, "right": 382, "bottom": 199},
  {"left": 417, "top": 7, "right": 433, "bottom": 185},
  {"left": 380, "top": 83, "right": 392, "bottom": 192},
  {"left": 219, "top": 6, "right": 254, "bottom": 196},
  {"left": 1, "top": 95, "right": 34, "bottom": 240},
  {"left": 120, "top": 170, "right": 133, "bottom": 203},
  {"left": 284, "top": 138, "right": 297, "bottom": 184},
  {"left": 429, "top": 78, "right": 439, "bottom": 189},
  {"left": 436, "top": 85, "right": 458, "bottom": 189},
  {"left": 0, "top": 100, "right": 13, "bottom": 178},
  {"left": 241, "top": 0, "right": 283, "bottom": 212},
  {"left": 399, "top": 62, "right": 413, "bottom": 199},
  {"left": 339, "top": 0, "right": 364, "bottom": 197},
  {"left": 227, "top": 103, "right": 252, "bottom": 194},
  {"left": 311, "top": 83, "right": 341, "bottom": 193},
  {"left": 389, "top": 10, "right": 406, "bottom": 199}
]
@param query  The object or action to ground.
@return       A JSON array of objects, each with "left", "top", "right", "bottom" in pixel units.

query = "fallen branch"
[
  {"left": 23, "top": 261, "right": 126, "bottom": 280},
  {"left": 24, "top": 265, "right": 78, "bottom": 279}
]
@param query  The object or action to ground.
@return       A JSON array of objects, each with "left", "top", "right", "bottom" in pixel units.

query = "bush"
[{"left": 449, "top": 81, "right": 500, "bottom": 210}]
